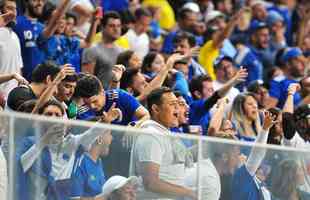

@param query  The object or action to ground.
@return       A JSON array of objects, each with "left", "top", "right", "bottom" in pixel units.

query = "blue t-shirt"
[
  {"left": 13, "top": 16, "right": 45, "bottom": 80},
  {"left": 269, "top": 76, "right": 302, "bottom": 108},
  {"left": 41, "top": 35, "right": 69, "bottom": 65},
  {"left": 71, "top": 154, "right": 106, "bottom": 198},
  {"left": 231, "top": 165, "right": 261, "bottom": 200},
  {"left": 189, "top": 99, "right": 210, "bottom": 135},
  {"left": 64, "top": 36, "right": 81, "bottom": 72}
]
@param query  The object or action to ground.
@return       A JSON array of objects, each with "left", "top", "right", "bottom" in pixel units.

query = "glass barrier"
[{"left": 1, "top": 111, "right": 310, "bottom": 200}]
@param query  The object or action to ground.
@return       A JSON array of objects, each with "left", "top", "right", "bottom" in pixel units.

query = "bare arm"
[
  {"left": 208, "top": 98, "right": 228, "bottom": 136},
  {"left": 141, "top": 162, "right": 196, "bottom": 199},
  {"left": 0, "top": 73, "right": 28, "bottom": 85},
  {"left": 42, "top": 0, "right": 71, "bottom": 38},
  {"left": 283, "top": 84, "right": 299, "bottom": 114},
  {"left": 79, "top": 7, "right": 102, "bottom": 49}
]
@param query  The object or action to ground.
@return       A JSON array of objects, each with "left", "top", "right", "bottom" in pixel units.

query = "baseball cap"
[
  {"left": 183, "top": 2, "right": 200, "bottom": 13},
  {"left": 102, "top": 176, "right": 139, "bottom": 197},
  {"left": 281, "top": 47, "right": 303, "bottom": 63},
  {"left": 266, "top": 10, "right": 284, "bottom": 27},
  {"left": 249, "top": 20, "right": 268, "bottom": 34},
  {"left": 205, "top": 10, "right": 225, "bottom": 24},
  {"left": 214, "top": 54, "right": 234, "bottom": 69}
]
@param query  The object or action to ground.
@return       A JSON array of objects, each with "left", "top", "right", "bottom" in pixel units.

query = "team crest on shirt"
[{"left": 90, "top": 174, "right": 96, "bottom": 181}]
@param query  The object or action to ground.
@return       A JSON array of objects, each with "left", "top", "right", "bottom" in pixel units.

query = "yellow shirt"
[
  {"left": 142, "top": 0, "right": 176, "bottom": 30},
  {"left": 93, "top": 33, "right": 130, "bottom": 49},
  {"left": 198, "top": 40, "right": 219, "bottom": 80}
]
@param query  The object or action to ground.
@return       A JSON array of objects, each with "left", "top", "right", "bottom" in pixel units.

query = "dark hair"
[
  {"left": 65, "top": 12, "right": 78, "bottom": 25},
  {"left": 116, "top": 50, "right": 135, "bottom": 68},
  {"left": 267, "top": 107, "right": 282, "bottom": 145},
  {"left": 189, "top": 75, "right": 212, "bottom": 99},
  {"left": 120, "top": 68, "right": 140, "bottom": 90},
  {"left": 134, "top": 7, "right": 151, "bottom": 21},
  {"left": 147, "top": 87, "right": 172, "bottom": 114},
  {"left": 101, "top": 11, "right": 121, "bottom": 27},
  {"left": 178, "top": 8, "right": 193, "bottom": 21},
  {"left": 173, "top": 90, "right": 182, "bottom": 98},
  {"left": 17, "top": 99, "right": 37, "bottom": 113},
  {"left": 74, "top": 74, "right": 102, "bottom": 98},
  {"left": 275, "top": 48, "right": 287, "bottom": 68},
  {"left": 31, "top": 61, "right": 60, "bottom": 83},
  {"left": 174, "top": 31, "right": 196, "bottom": 48},
  {"left": 63, "top": 74, "right": 78, "bottom": 82},
  {"left": 141, "top": 52, "right": 158, "bottom": 74},
  {"left": 38, "top": 99, "right": 65, "bottom": 115},
  {"left": 0, "top": 0, "right": 15, "bottom": 13}
]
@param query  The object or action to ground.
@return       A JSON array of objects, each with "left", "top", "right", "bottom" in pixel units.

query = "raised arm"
[
  {"left": 42, "top": 0, "right": 71, "bottom": 38},
  {"left": 79, "top": 7, "right": 102, "bottom": 49},
  {"left": 208, "top": 98, "right": 229, "bottom": 136},
  {"left": 246, "top": 111, "right": 275, "bottom": 176},
  {"left": 213, "top": 9, "right": 244, "bottom": 48},
  {"left": 283, "top": 83, "right": 299, "bottom": 114},
  {"left": 0, "top": 73, "right": 28, "bottom": 85},
  {"left": 0, "top": 12, "right": 15, "bottom": 27},
  {"left": 31, "top": 65, "right": 75, "bottom": 114}
]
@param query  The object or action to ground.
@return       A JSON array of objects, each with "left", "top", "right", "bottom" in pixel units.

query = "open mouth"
[{"left": 173, "top": 112, "right": 178, "bottom": 118}]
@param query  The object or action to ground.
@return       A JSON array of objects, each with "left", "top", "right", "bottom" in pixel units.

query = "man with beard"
[
  {"left": 0, "top": 0, "right": 23, "bottom": 99},
  {"left": 268, "top": 47, "right": 305, "bottom": 108},
  {"left": 13, "top": 0, "right": 71, "bottom": 80}
]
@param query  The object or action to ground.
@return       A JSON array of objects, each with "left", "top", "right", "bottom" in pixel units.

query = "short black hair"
[
  {"left": 174, "top": 31, "right": 196, "bottom": 48},
  {"left": 65, "top": 12, "right": 78, "bottom": 25},
  {"left": 101, "top": 11, "right": 121, "bottom": 27},
  {"left": 147, "top": 87, "right": 172, "bottom": 113},
  {"left": 173, "top": 90, "right": 182, "bottom": 98},
  {"left": 120, "top": 68, "right": 140, "bottom": 90},
  {"left": 17, "top": 99, "right": 37, "bottom": 113},
  {"left": 63, "top": 74, "right": 78, "bottom": 82},
  {"left": 189, "top": 75, "right": 212, "bottom": 99},
  {"left": 38, "top": 99, "right": 65, "bottom": 115},
  {"left": 178, "top": 8, "right": 194, "bottom": 21},
  {"left": 31, "top": 61, "right": 60, "bottom": 83},
  {"left": 116, "top": 50, "right": 135, "bottom": 68},
  {"left": 141, "top": 52, "right": 158, "bottom": 74},
  {"left": 74, "top": 74, "right": 102, "bottom": 98},
  {"left": 134, "top": 7, "right": 151, "bottom": 21}
]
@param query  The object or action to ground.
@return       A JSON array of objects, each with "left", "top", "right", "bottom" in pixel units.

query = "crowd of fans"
[{"left": 1, "top": 0, "right": 310, "bottom": 199}]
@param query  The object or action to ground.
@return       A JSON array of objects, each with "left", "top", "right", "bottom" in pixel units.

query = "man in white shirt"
[
  {"left": 0, "top": 0, "right": 23, "bottom": 99},
  {"left": 124, "top": 7, "right": 152, "bottom": 59},
  {"left": 129, "top": 87, "right": 197, "bottom": 200}
]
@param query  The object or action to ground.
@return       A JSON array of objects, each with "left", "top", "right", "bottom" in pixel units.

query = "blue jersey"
[
  {"left": 269, "top": 76, "right": 302, "bottom": 108},
  {"left": 231, "top": 165, "right": 263, "bottom": 200},
  {"left": 71, "top": 154, "right": 106, "bottom": 198},
  {"left": 13, "top": 16, "right": 45, "bottom": 80},
  {"left": 102, "top": 89, "right": 140, "bottom": 125},
  {"left": 189, "top": 99, "right": 211, "bottom": 135},
  {"left": 41, "top": 35, "right": 69, "bottom": 65},
  {"left": 64, "top": 36, "right": 81, "bottom": 72}
]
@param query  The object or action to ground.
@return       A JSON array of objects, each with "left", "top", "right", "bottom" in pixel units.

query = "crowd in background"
[{"left": 1, "top": 0, "right": 310, "bottom": 200}]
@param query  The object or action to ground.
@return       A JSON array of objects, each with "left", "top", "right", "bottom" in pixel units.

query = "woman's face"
[
  {"left": 129, "top": 53, "right": 142, "bottom": 70},
  {"left": 151, "top": 54, "right": 165, "bottom": 73},
  {"left": 243, "top": 96, "right": 258, "bottom": 121}
]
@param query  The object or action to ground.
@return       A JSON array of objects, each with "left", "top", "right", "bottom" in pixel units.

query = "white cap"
[
  {"left": 204, "top": 10, "right": 225, "bottom": 24},
  {"left": 102, "top": 176, "right": 139, "bottom": 197},
  {"left": 183, "top": 2, "right": 200, "bottom": 13}
]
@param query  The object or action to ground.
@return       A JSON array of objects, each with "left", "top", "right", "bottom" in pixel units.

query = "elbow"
[{"left": 142, "top": 177, "right": 157, "bottom": 192}]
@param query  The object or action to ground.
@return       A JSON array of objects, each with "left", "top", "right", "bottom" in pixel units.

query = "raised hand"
[
  {"left": 13, "top": 73, "right": 29, "bottom": 86},
  {"left": 231, "top": 67, "right": 248, "bottom": 85},
  {"left": 0, "top": 12, "right": 15, "bottom": 27},
  {"left": 262, "top": 111, "right": 277, "bottom": 131},
  {"left": 112, "top": 64, "right": 126, "bottom": 82},
  {"left": 287, "top": 83, "right": 300, "bottom": 95},
  {"left": 166, "top": 53, "right": 187, "bottom": 70},
  {"left": 101, "top": 103, "right": 123, "bottom": 123},
  {"left": 54, "top": 64, "right": 76, "bottom": 84}
]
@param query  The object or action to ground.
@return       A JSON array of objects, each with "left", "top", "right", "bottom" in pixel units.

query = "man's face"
[
  {"left": 301, "top": 77, "right": 310, "bottom": 95},
  {"left": 155, "top": 92, "right": 179, "bottom": 128},
  {"left": 181, "top": 11, "right": 198, "bottom": 31},
  {"left": 175, "top": 39, "right": 191, "bottom": 56},
  {"left": 174, "top": 63, "right": 189, "bottom": 80},
  {"left": 252, "top": 4, "right": 268, "bottom": 21},
  {"left": 253, "top": 86, "right": 269, "bottom": 108},
  {"left": 56, "top": 17, "right": 66, "bottom": 34},
  {"left": 84, "top": 92, "right": 105, "bottom": 111},
  {"left": 57, "top": 81, "right": 77, "bottom": 102},
  {"left": 135, "top": 15, "right": 151, "bottom": 34},
  {"left": 42, "top": 105, "right": 63, "bottom": 117},
  {"left": 3, "top": 1, "right": 16, "bottom": 20},
  {"left": 289, "top": 57, "right": 305, "bottom": 78},
  {"left": 217, "top": 60, "right": 235, "bottom": 82},
  {"left": 65, "top": 17, "right": 75, "bottom": 36},
  {"left": 132, "top": 72, "right": 147, "bottom": 95},
  {"left": 209, "top": 17, "right": 226, "bottom": 31},
  {"left": 27, "top": 0, "right": 45, "bottom": 18},
  {"left": 177, "top": 96, "right": 189, "bottom": 125},
  {"left": 103, "top": 18, "right": 122, "bottom": 41},
  {"left": 254, "top": 28, "right": 270, "bottom": 49},
  {"left": 202, "top": 80, "right": 214, "bottom": 99},
  {"left": 115, "top": 183, "right": 137, "bottom": 200}
]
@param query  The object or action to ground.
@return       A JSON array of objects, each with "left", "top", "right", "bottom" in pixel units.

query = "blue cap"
[
  {"left": 281, "top": 47, "right": 303, "bottom": 63},
  {"left": 249, "top": 20, "right": 268, "bottom": 34},
  {"left": 266, "top": 11, "right": 284, "bottom": 26},
  {"left": 214, "top": 54, "right": 234, "bottom": 68}
]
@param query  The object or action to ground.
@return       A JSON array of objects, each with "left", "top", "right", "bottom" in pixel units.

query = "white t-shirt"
[
  {"left": 0, "top": 27, "right": 23, "bottom": 99},
  {"left": 124, "top": 29, "right": 150, "bottom": 59},
  {"left": 70, "top": 0, "right": 95, "bottom": 35}
]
